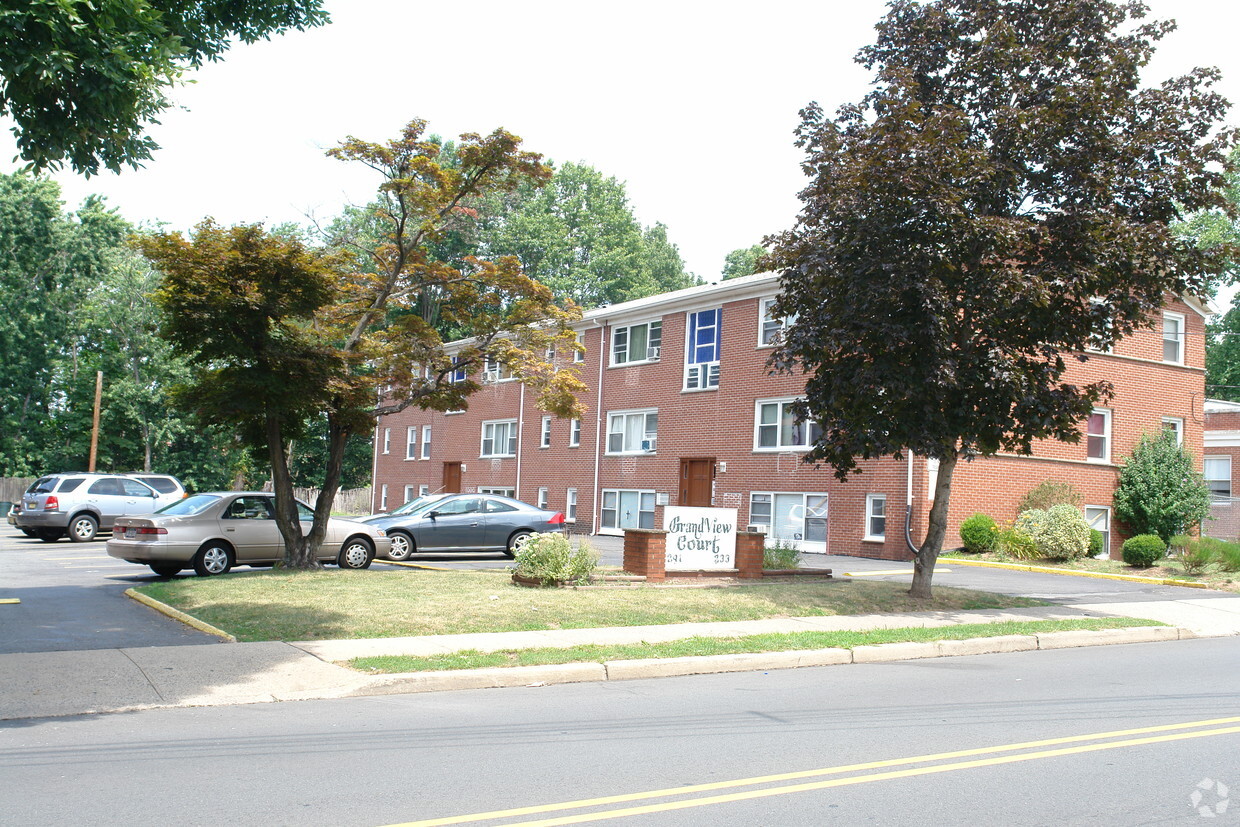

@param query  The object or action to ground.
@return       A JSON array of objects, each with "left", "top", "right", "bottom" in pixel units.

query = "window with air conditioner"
[
  {"left": 607, "top": 409, "right": 658, "bottom": 454},
  {"left": 482, "top": 356, "right": 512, "bottom": 383},
  {"left": 684, "top": 308, "right": 720, "bottom": 390},
  {"left": 749, "top": 492, "right": 827, "bottom": 551},
  {"left": 611, "top": 320, "right": 662, "bottom": 366}
]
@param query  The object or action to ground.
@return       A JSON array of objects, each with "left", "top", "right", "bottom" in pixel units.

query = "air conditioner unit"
[
  {"left": 641, "top": 438, "right": 657, "bottom": 452},
  {"left": 746, "top": 524, "right": 770, "bottom": 534},
  {"left": 481, "top": 371, "right": 500, "bottom": 384},
  {"left": 647, "top": 346, "right": 660, "bottom": 360}
]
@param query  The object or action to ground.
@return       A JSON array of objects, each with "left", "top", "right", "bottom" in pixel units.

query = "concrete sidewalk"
[{"left": 5, "top": 597, "right": 1238, "bottom": 721}]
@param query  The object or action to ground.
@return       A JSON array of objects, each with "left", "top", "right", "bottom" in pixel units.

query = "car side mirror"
[{"left": 427, "top": 511, "right": 439, "bottom": 520}]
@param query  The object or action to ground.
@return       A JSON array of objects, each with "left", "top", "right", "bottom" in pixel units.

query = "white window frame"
[
  {"left": 405, "top": 426, "right": 417, "bottom": 460},
  {"left": 403, "top": 485, "right": 416, "bottom": 504},
  {"left": 684, "top": 308, "right": 721, "bottom": 391},
  {"left": 748, "top": 491, "right": 829, "bottom": 552},
  {"left": 574, "top": 332, "right": 586, "bottom": 363},
  {"left": 418, "top": 484, "right": 430, "bottom": 497},
  {"left": 1086, "top": 408, "right": 1111, "bottom": 463},
  {"left": 382, "top": 428, "right": 391, "bottom": 455},
  {"left": 1086, "top": 297, "right": 1113, "bottom": 354},
  {"left": 1163, "top": 311, "right": 1185, "bottom": 365},
  {"left": 758, "top": 297, "right": 795, "bottom": 347},
  {"left": 541, "top": 416, "right": 552, "bottom": 448},
  {"left": 380, "top": 484, "right": 389, "bottom": 511},
  {"left": 754, "top": 397, "right": 821, "bottom": 452},
  {"left": 1085, "top": 506, "right": 1110, "bottom": 558},
  {"left": 537, "top": 487, "right": 549, "bottom": 509},
  {"left": 421, "top": 425, "right": 432, "bottom": 459},
  {"left": 1205, "top": 455, "right": 1232, "bottom": 499},
  {"left": 569, "top": 418, "right": 581, "bottom": 447},
  {"left": 1161, "top": 417, "right": 1184, "bottom": 446},
  {"left": 599, "top": 488, "right": 658, "bottom": 535},
  {"left": 481, "top": 419, "right": 518, "bottom": 458},
  {"left": 482, "top": 355, "right": 513, "bottom": 383},
  {"left": 479, "top": 487, "right": 515, "bottom": 497},
  {"left": 611, "top": 320, "right": 662, "bottom": 366},
  {"left": 864, "top": 494, "right": 886, "bottom": 542},
  {"left": 566, "top": 487, "right": 578, "bottom": 522},
  {"left": 606, "top": 409, "right": 658, "bottom": 455}
]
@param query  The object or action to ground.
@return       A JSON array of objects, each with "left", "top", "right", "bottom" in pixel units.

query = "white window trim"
[
  {"left": 758, "top": 296, "right": 795, "bottom": 347},
  {"left": 599, "top": 488, "right": 658, "bottom": 536},
  {"left": 1084, "top": 505, "right": 1111, "bottom": 558},
  {"left": 480, "top": 419, "right": 519, "bottom": 458},
  {"left": 573, "top": 332, "right": 586, "bottom": 363},
  {"left": 684, "top": 308, "right": 721, "bottom": 392},
  {"left": 541, "top": 415, "right": 552, "bottom": 449},
  {"left": 405, "top": 426, "right": 417, "bottom": 460},
  {"left": 569, "top": 418, "right": 581, "bottom": 447},
  {"left": 380, "top": 484, "right": 389, "bottom": 511},
  {"left": 421, "top": 425, "right": 432, "bottom": 459},
  {"left": 753, "top": 397, "right": 819, "bottom": 452},
  {"left": 1161, "top": 416, "right": 1184, "bottom": 446},
  {"left": 1087, "top": 408, "right": 1112, "bottom": 463},
  {"left": 606, "top": 408, "right": 658, "bottom": 455},
  {"left": 418, "top": 484, "right": 430, "bottom": 497},
  {"left": 864, "top": 494, "right": 886, "bottom": 542},
  {"left": 566, "top": 487, "right": 578, "bottom": 522},
  {"left": 403, "top": 485, "right": 415, "bottom": 504},
  {"left": 610, "top": 319, "right": 662, "bottom": 367},
  {"left": 382, "top": 428, "right": 391, "bottom": 455},
  {"left": 748, "top": 491, "right": 829, "bottom": 552},
  {"left": 479, "top": 487, "right": 516, "bottom": 497},
  {"left": 1205, "top": 455, "right": 1232, "bottom": 499},
  {"left": 1163, "top": 311, "right": 1186, "bottom": 365},
  {"left": 482, "top": 355, "right": 515, "bottom": 383}
]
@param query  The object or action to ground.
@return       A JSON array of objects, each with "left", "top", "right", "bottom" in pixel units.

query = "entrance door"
[
  {"left": 442, "top": 462, "right": 462, "bottom": 493},
  {"left": 680, "top": 458, "right": 715, "bottom": 507}
]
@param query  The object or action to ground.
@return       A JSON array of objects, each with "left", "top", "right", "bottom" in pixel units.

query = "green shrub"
[
  {"left": 1015, "top": 508, "right": 1046, "bottom": 539},
  {"left": 1030, "top": 504, "right": 1091, "bottom": 561},
  {"left": 997, "top": 523, "right": 1039, "bottom": 560},
  {"left": 1121, "top": 534, "right": 1166, "bottom": 568},
  {"left": 1018, "top": 481, "right": 1082, "bottom": 513},
  {"left": 1178, "top": 538, "right": 1215, "bottom": 575},
  {"left": 511, "top": 533, "right": 598, "bottom": 585},
  {"left": 1112, "top": 431, "right": 1211, "bottom": 543},
  {"left": 1210, "top": 538, "right": 1240, "bottom": 573},
  {"left": 1089, "top": 529, "right": 1105, "bottom": 558},
  {"left": 959, "top": 513, "right": 998, "bottom": 553},
  {"left": 763, "top": 540, "right": 801, "bottom": 570}
]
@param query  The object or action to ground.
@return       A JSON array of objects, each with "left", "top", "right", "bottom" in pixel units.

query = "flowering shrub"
[
  {"left": 1033, "top": 504, "right": 1091, "bottom": 561},
  {"left": 511, "top": 533, "right": 598, "bottom": 585},
  {"left": 996, "top": 521, "right": 1039, "bottom": 560}
]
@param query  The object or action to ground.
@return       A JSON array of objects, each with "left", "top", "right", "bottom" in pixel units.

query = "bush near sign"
[{"left": 663, "top": 506, "right": 737, "bottom": 570}]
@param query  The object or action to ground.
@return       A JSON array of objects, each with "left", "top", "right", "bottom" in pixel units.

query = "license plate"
[{"left": 124, "top": 528, "right": 136, "bottom": 539}]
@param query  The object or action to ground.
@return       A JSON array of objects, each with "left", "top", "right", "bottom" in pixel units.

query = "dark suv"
[{"left": 18, "top": 473, "right": 178, "bottom": 542}]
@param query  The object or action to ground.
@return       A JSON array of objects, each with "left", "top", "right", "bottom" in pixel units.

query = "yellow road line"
[
  {"left": 391, "top": 716, "right": 1240, "bottom": 827},
  {"left": 842, "top": 569, "right": 951, "bottom": 577},
  {"left": 945, "top": 557, "right": 1210, "bottom": 588}
]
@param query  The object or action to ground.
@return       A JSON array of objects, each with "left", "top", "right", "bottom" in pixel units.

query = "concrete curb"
[
  {"left": 124, "top": 588, "right": 237, "bottom": 642},
  {"left": 942, "top": 557, "right": 1212, "bottom": 589},
  {"left": 346, "top": 626, "right": 1192, "bottom": 695}
]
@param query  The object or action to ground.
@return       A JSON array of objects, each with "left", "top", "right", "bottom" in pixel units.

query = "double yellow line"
[{"left": 392, "top": 716, "right": 1240, "bottom": 826}]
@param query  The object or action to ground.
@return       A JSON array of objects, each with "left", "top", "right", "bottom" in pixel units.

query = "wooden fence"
[
  {"left": 0, "top": 477, "right": 36, "bottom": 511},
  {"left": 291, "top": 487, "right": 373, "bottom": 517}
]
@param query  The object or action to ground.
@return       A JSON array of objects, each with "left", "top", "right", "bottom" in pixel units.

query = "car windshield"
[
  {"left": 157, "top": 494, "right": 220, "bottom": 516},
  {"left": 401, "top": 495, "right": 456, "bottom": 517},
  {"left": 385, "top": 495, "right": 447, "bottom": 516},
  {"left": 29, "top": 477, "right": 57, "bottom": 494}
]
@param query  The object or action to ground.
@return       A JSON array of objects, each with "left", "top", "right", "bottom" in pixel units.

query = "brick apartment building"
[
  {"left": 370, "top": 272, "right": 1209, "bottom": 561},
  {"left": 1204, "top": 398, "right": 1240, "bottom": 541}
]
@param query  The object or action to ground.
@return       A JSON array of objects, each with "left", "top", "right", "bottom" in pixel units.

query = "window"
[
  {"left": 403, "top": 485, "right": 415, "bottom": 504},
  {"left": 406, "top": 427, "right": 417, "bottom": 460},
  {"left": 1086, "top": 298, "right": 1113, "bottom": 354},
  {"left": 382, "top": 428, "right": 391, "bottom": 454},
  {"left": 418, "top": 484, "right": 430, "bottom": 497},
  {"left": 607, "top": 409, "right": 658, "bottom": 454},
  {"left": 1205, "top": 456, "right": 1232, "bottom": 498},
  {"left": 754, "top": 398, "right": 821, "bottom": 451},
  {"left": 1163, "top": 312, "right": 1185, "bottom": 364},
  {"left": 574, "top": 332, "right": 585, "bottom": 362},
  {"left": 421, "top": 425, "right": 432, "bottom": 459},
  {"left": 749, "top": 492, "right": 828, "bottom": 550},
  {"left": 1086, "top": 409, "right": 1111, "bottom": 462},
  {"left": 481, "top": 419, "right": 518, "bottom": 457},
  {"left": 685, "top": 308, "right": 721, "bottom": 390},
  {"left": 759, "top": 297, "right": 794, "bottom": 346},
  {"left": 611, "top": 320, "right": 662, "bottom": 365},
  {"left": 1161, "top": 417, "right": 1183, "bottom": 446},
  {"left": 566, "top": 488, "right": 578, "bottom": 522},
  {"left": 479, "top": 487, "right": 515, "bottom": 497},
  {"left": 541, "top": 416, "right": 552, "bottom": 448},
  {"left": 569, "top": 418, "right": 581, "bottom": 447},
  {"left": 1085, "top": 506, "right": 1110, "bottom": 558},
  {"left": 482, "top": 355, "right": 512, "bottom": 383},
  {"left": 450, "top": 357, "right": 468, "bottom": 383},
  {"left": 865, "top": 494, "right": 886, "bottom": 541},
  {"left": 537, "top": 487, "right": 549, "bottom": 509},
  {"left": 600, "top": 489, "right": 657, "bottom": 533},
  {"left": 380, "top": 484, "right": 389, "bottom": 511}
]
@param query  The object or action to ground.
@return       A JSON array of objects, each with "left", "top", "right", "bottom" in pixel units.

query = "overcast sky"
[{"left": 3, "top": 0, "right": 1238, "bottom": 284}]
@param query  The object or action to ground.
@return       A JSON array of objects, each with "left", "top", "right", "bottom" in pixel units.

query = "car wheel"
[
  {"left": 35, "top": 528, "right": 63, "bottom": 543},
  {"left": 338, "top": 537, "right": 374, "bottom": 570},
  {"left": 386, "top": 531, "right": 413, "bottom": 562},
  {"left": 506, "top": 530, "right": 533, "bottom": 558},
  {"left": 149, "top": 562, "right": 182, "bottom": 577},
  {"left": 68, "top": 514, "right": 98, "bottom": 542},
  {"left": 193, "top": 542, "right": 233, "bottom": 576}
]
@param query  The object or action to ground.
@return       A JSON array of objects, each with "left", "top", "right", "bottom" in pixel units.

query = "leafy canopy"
[{"left": 0, "top": 1, "right": 328, "bottom": 175}]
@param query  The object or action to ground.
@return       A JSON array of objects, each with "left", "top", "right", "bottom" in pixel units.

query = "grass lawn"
[
  {"left": 941, "top": 550, "right": 1240, "bottom": 592},
  {"left": 348, "top": 617, "right": 1164, "bottom": 673},
  {"left": 134, "top": 568, "right": 1046, "bottom": 643}
]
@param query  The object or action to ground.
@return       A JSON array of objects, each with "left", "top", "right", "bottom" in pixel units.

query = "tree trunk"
[
  {"left": 909, "top": 450, "right": 959, "bottom": 599},
  {"left": 267, "top": 413, "right": 319, "bottom": 569}
]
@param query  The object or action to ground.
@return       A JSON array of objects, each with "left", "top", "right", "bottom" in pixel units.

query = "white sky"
[{"left": 3, "top": 0, "right": 1239, "bottom": 284}]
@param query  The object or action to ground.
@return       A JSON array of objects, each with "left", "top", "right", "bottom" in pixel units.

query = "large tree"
[
  {"left": 768, "top": 0, "right": 1235, "bottom": 597},
  {"left": 142, "top": 120, "right": 587, "bottom": 568},
  {"left": 0, "top": 1, "right": 328, "bottom": 175}
]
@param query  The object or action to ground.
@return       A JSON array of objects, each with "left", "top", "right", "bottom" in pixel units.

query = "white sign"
[{"left": 663, "top": 506, "right": 738, "bottom": 570}]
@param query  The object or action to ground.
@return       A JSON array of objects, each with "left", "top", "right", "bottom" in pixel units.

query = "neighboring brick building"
[
  {"left": 371, "top": 272, "right": 1209, "bottom": 561},
  {"left": 1203, "top": 398, "right": 1240, "bottom": 541}
]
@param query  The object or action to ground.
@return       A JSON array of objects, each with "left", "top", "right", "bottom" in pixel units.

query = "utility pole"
[{"left": 88, "top": 371, "right": 102, "bottom": 472}]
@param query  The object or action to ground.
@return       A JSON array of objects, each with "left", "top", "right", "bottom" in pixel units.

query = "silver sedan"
[{"left": 107, "top": 492, "right": 390, "bottom": 577}]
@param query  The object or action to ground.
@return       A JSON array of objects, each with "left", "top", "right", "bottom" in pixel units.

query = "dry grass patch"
[{"left": 136, "top": 568, "right": 1045, "bottom": 642}]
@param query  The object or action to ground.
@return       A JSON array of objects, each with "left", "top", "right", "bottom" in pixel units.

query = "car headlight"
[{"left": 374, "top": 529, "right": 386, "bottom": 537}]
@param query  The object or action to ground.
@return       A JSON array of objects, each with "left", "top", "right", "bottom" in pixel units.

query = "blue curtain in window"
[{"left": 689, "top": 309, "right": 720, "bottom": 364}]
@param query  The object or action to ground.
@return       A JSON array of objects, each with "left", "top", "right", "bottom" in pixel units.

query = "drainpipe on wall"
[
  {"left": 370, "top": 422, "right": 381, "bottom": 515},
  {"left": 515, "top": 383, "right": 525, "bottom": 500},
  {"left": 905, "top": 450, "right": 920, "bottom": 557},
  {"left": 591, "top": 319, "right": 607, "bottom": 536}
]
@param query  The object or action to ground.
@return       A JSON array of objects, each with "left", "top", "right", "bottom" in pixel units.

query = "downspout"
[
  {"left": 370, "top": 422, "right": 381, "bottom": 515},
  {"left": 515, "top": 384, "right": 525, "bottom": 500},
  {"left": 591, "top": 319, "right": 606, "bottom": 535},
  {"left": 905, "top": 450, "right": 920, "bottom": 557}
]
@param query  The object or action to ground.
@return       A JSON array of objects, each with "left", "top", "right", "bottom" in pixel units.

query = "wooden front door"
[
  {"left": 680, "top": 458, "right": 715, "bottom": 507},
  {"left": 442, "top": 462, "right": 462, "bottom": 494}
]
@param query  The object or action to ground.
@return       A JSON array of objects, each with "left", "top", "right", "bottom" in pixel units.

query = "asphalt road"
[{"left": 3, "top": 635, "right": 1238, "bottom": 825}]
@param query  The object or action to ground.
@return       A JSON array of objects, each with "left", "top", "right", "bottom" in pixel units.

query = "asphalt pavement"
[{"left": 4, "top": 532, "right": 1240, "bottom": 721}]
